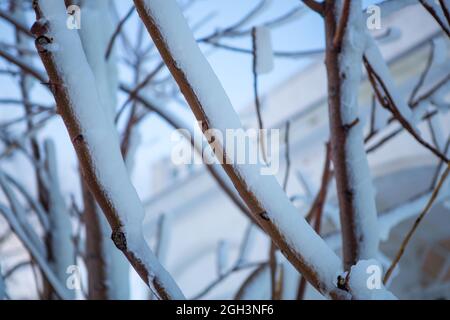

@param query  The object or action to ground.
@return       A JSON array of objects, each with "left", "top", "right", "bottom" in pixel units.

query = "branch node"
[
  {"left": 259, "top": 211, "right": 270, "bottom": 221},
  {"left": 72, "top": 134, "right": 84, "bottom": 144},
  {"left": 342, "top": 117, "right": 359, "bottom": 132},
  {"left": 111, "top": 228, "right": 127, "bottom": 251}
]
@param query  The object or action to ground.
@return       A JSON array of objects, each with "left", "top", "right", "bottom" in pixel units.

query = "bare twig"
[
  {"left": 0, "top": 9, "right": 33, "bottom": 37},
  {"left": 419, "top": 0, "right": 450, "bottom": 37},
  {"left": 364, "top": 57, "right": 449, "bottom": 163},
  {"left": 384, "top": 162, "right": 450, "bottom": 284},
  {"left": 301, "top": 0, "right": 325, "bottom": 15},
  {"left": 332, "top": 0, "right": 351, "bottom": 49},
  {"left": 439, "top": 0, "right": 450, "bottom": 27},
  {"left": 105, "top": 5, "right": 135, "bottom": 60},
  {"left": 409, "top": 41, "right": 435, "bottom": 105}
]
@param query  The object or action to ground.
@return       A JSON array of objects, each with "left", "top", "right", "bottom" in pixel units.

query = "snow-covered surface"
[
  {"left": 347, "top": 259, "right": 397, "bottom": 300},
  {"left": 44, "top": 139, "right": 75, "bottom": 299},
  {"left": 79, "top": 0, "right": 118, "bottom": 123},
  {"left": 37, "top": 0, "right": 184, "bottom": 299},
  {"left": 336, "top": 0, "right": 379, "bottom": 260},
  {"left": 253, "top": 26, "right": 274, "bottom": 74},
  {"left": 79, "top": 1, "right": 130, "bottom": 299}
]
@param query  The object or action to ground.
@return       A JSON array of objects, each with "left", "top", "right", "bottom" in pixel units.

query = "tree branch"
[
  {"left": 134, "top": 0, "right": 351, "bottom": 300},
  {"left": 31, "top": 0, "right": 184, "bottom": 300}
]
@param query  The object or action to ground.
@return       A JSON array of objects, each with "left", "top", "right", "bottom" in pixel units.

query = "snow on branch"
[
  {"left": 31, "top": 0, "right": 184, "bottom": 300},
  {"left": 133, "top": 0, "right": 350, "bottom": 300},
  {"left": 364, "top": 35, "right": 449, "bottom": 163},
  {"left": 324, "top": 1, "right": 379, "bottom": 268},
  {"left": 44, "top": 139, "right": 75, "bottom": 299}
]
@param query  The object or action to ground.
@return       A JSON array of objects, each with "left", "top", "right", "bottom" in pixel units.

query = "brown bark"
[
  {"left": 31, "top": 2, "right": 182, "bottom": 300},
  {"left": 81, "top": 180, "right": 109, "bottom": 300},
  {"left": 324, "top": 1, "right": 370, "bottom": 269},
  {"left": 134, "top": 0, "right": 348, "bottom": 300}
]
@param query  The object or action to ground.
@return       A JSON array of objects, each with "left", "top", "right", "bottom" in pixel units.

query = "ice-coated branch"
[
  {"left": 364, "top": 35, "right": 449, "bottom": 163},
  {"left": 324, "top": 0, "right": 379, "bottom": 268},
  {"left": 0, "top": 203, "right": 70, "bottom": 299},
  {"left": 44, "top": 139, "right": 75, "bottom": 299},
  {"left": 78, "top": 0, "right": 130, "bottom": 299},
  {"left": 419, "top": 0, "right": 450, "bottom": 37},
  {"left": 133, "top": 0, "right": 349, "bottom": 299},
  {"left": 31, "top": 0, "right": 184, "bottom": 300},
  {"left": 301, "top": 0, "right": 325, "bottom": 15}
]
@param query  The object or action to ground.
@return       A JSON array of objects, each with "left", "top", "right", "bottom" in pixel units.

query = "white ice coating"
[
  {"left": 253, "top": 26, "right": 274, "bottom": 75},
  {"left": 336, "top": 0, "right": 379, "bottom": 260},
  {"left": 137, "top": 0, "right": 344, "bottom": 297},
  {"left": 38, "top": 0, "right": 184, "bottom": 299}
]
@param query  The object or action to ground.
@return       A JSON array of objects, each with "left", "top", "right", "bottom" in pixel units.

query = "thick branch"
[
  {"left": 324, "top": 0, "right": 379, "bottom": 268},
  {"left": 134, "top": 0, "right": 349, "bottom": 300},
  {"left": 31, "top": 0, "right": 184, "bottom": 300}
]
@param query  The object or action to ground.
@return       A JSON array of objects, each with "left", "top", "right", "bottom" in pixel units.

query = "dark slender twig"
[
  {"left": 439, "top": 0, "right": 450, "bottom": 27},
  {"left": 384, "top": 162, "right": 450, "bottom": 284},
  {"left": 0, "top": 9, "right": 33, "bottom": 37},
  {"left": 411, "top": 74, "right": 450, "bottom": 108},
  {"left": 105, "top": 5, "right": 135, "bottom": 60},
  {"left": 116, "top": 61, "right": 165, "bottom": 123},
  {"left": 192, "top": 261, "right": 266, "bottom": 300},
  {"left": 430, "top": 137, "right": 450, "bottom": 188},
  {"left": 200, "top": 0, "right": 268, "bottom": 42},
  {"left": 251, "top": 27, "right": 267, "bottom": 164},
  {"left": 364, "top": 57, "right": 449, "bottom": 162},
  {"left": 301, "top": 0, "right": 325, "bottom": 15},
  {"left": 332, "top": 0, "right": 351, "bottom": 49},
  {"left": 409, "top": 41, "right": 435, "bottom": 105},
  {"left": 419, "top": 0, "right": 450, "bottom": 37},
  {"left": 4, "top": 260, "right": 31, "bottom": 278},
  {"left": 204, "top": 39, "right": 324, "bottom": 59}
]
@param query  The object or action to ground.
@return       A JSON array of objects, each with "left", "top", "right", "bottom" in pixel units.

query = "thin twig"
[
  {"left": 419, "top": 0, "right": 450, "bottom": 37},
  {"left": 332, "top": 0, "right": 351, "bottom": 50},
  {"left": 204, "top": 39, "right": 324, "bottom": 59},
  {"left": 409, "top": 41, "right": 435, "bottom": 105},
  {"left": 439, "top": 0, "right": 450, "bottom": 27},
  {"left": 383, "top": 162, "right": 450, "bottom": 284},
  {"left": 105, "top": 5, "right": 135, "bottom": 60},
  {"left": 364, "top": 57, "right": 449, "bottom": 162}
]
